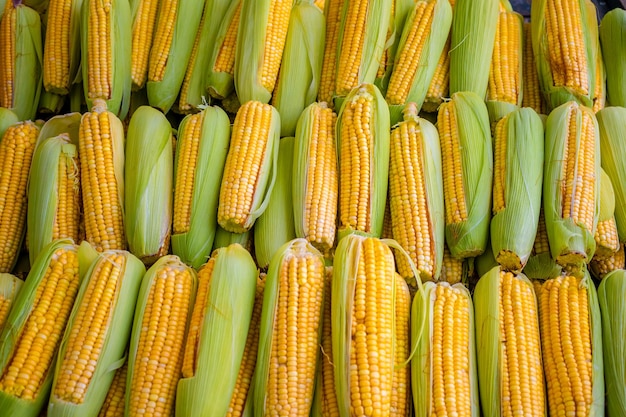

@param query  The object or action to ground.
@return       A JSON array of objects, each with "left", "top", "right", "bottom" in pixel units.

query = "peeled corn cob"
[
  {"left": 391, "top": 274, "right": 411, "bottom": 417},
  {"left": 590, "top": 243, "right": 625, "bottom": 280},
  {"left": 317, "top": 0, "right": 342, "bottom": 104}
]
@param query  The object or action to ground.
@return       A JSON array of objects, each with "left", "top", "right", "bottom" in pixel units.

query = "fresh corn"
[
  {"left": 253, "top": 238, "right": 325, "bottom": 415},
  {"left": 315, "top": 267, "right": 338, "bottom": 416},
  {"left": 592, "top": 41, "right": 606, "bottom": 113},
  {"left": 389, "top": 103, "right": 444, "bottom": 281},
  {"left": 0, "top": 2, "right": 42, "bottom": 121},
  {"left": 97, "top": 360, "right": 127, "bottom": 417},
  {"left": 391, "top": 274, "right": 411, "bottom": 417},
  {"left": 217, "top": 100, "right": 280, "bottom": 233},
  {"left": 272, "top": 0, "right": 325, "bottom": 136},
  {"left": 599, "top": 9, "right": 626, "bottom": 107},
  {"left": 590, "top": 243, "right": 625, "bottom": 280},
  {"left": 176, "top": 245, "right": 257, "bottom": 417},
  {"left": 81, "top": 0, "right": 131, "bottom": 118},
  {"left": 439, "top": 245, "right": 465, "bottom": 284},
  {"left": 255, "top": 137, "right": 296, "bottom": 269},
  {"left": 78, "top": 100, "right": 126, "bottom": 252},
  {"left": 411, "top": 281, "right": 479, "bottom": 417},
  {"left": 473, "top": 266, "right": 546, "bottom": 417},
  {"left": 490, "top": 108, "right": 544, "bottom": 272},
  {"left": 537, "top": 271, "right": 604, "bottom": 417},
  {"left": 317, "top": 0, "right": 342, "bottom": 104},
  {"left": 129, "top": 0, "right": 160, "bottom": 90},
  {"left": 437, "top": 92, "right": 493, "bottom": 258},
  {"left": 594, "top": 169, "right": 620, "bottom": 259},
  {"left": 543, "top": 101, "right": 600, "bottom": 269},
  {"left": 145, "top": 0, "right": 205, "bottom": 113},
  {"left": 48, "top": 250, "right": 145, "bottom": 416},
  {"left": 0, "top": 121, "right": 40, "bottom": 273},
  {"left": 0, "top": 241, "right": 81, "bottom": 417},
  {"left": 172, "top": 106, "right": 231, "bottom": 269},
  {"left": 336, "top": 84, "right": 390, "bottom": 240},
  {"left": 332, "top": 235, "right": 398, "bottom": 417},
  {"left": 522, "top": 22, "right": 546, "bottom": 114},
  {"left": 234, "top": 0, "right": 293, "bottom": 103},
  {"left": 126, "top": 255, "right": 197, "bottom": 417},
  {"left": 385, "top": 0, "right": 452, "bottom": 123},
  {"left": 0, "top": 274, "right": 22, "bottom": 331},
  {"left": 530, "top": 0, "right": 597, "bottom": 110},
  {"left": 448, "top": 0, "right": 499, "bottom": 98},
  {"left": 125, "top": 106, "right": 173, "bottom": 264},
  {"left": 293, "top": 102, "right": 338, "bottom": 254}
]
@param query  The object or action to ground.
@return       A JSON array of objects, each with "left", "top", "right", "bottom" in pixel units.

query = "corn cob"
[
  {"left": 172, "top": 106, "right": 231, "bottom": 269},
  {"left": 391, "top": 274, "right": 411, "bottom": 417},
  {"left": 590, "top": 243, "right": 625, "bottom": 280},
  {"left": 389, "top": 103, "right": 444, "bottom": 281},
  {"left": 592, "top": 42, "right": 606, "bottom": 113},
  {"left": 317, "top": 0, "right": 342, "bottom": 104},
  {"left": 205, "top": 0, "right": 242, "bottom": 100},
  {"left": 543, "top": 101, "right": 600, "bottom": 269},
  {"left": 271, "top": 0, "right": 324, "bottom": 136},
  {"left": 448, "top": 0, "right": 499, "bottom": 98},
  {"left": 0, "top": 2, "right": 42, "bottom": 121},
  {"left": 293, "top": 102, "right": 338, "bottom": 256},
  {"left": 255, "top": 137, "right": 296, "bottom": 269},
  {"left": 27, "top": 133, "right": 81, "bottom": 266},
  {"left": 530, "top": 0, "right": 597, "bottom": 110},
  {"left": 336, "top": 84, "right": 390, "bottom": 240},
  {"left": 78, "top": 100, "right": 126, "bottom": 252},
  {"left": 0, "top": 274, "right": 22, "bottom": 331},
  {"left": 0, "top": 241, "right": 81, "bottom": 417},
  {"left": 486, "top": 3, "right": 523, "bottom": 123},
  {"left": 144, "top": 0, "right": 204, "bottom": 113},
  {"left": 129, "top": 0, "right": 159, "bottom": 90},
  {"left": 598, "top": 107, "right": 626, "bottom": 241},
  {"left": 373, "top": 0, "right": 395, "bottom": 95},
  {"left": 126, "top": 255, "right": 197, "bottom": 417},
  {"left": 225, "top": 275, "right": 265, "bottom": 417},
  {"left": 474, "top": 266, "right": 546, "bottom": 417},
  {"left": 437, "top": 92, "right": 493, "bottom": 258},
  {"left": 253, "top": 238, "right": 325, "bottom": 415},
  {"left": 422, "top": 36, "right": 450, "bottom": 113},
  {"left": 594, "top": 169, "right": 619, "bottom": 259},
  {"left": 176, "top": 245, "right": 257, "bottom": 417},
  {"left": 599, "top": 9, "right": 626, "bottom": 107},
  {"left": 332, "top": 235, "right": 398, "bottom": 417},
  {"left": 522, "top": 22, "right": 546, "bottom": 114},
  {"left": 234, "top": 0, "right": 293, "bottom": 103},
  {"left": 315, "top": 267, "right": 338, "bottom": 416},
  {"left": 217, "top": 100, "right": 280, "bottom": 233},
  {"left": 385, "top": 0, "right": 452, "bottom": 123},
  {"left": 48, "top": 250, "right": 145, "bottom": 416},
  {"left": 81, "top": 0, "right": 131, "bottom": 118},
  {"left": 0, "top": 121, "right": 39, "bottom": 273},
  {"left": 490, "top": 108, "right": 544, "bottom": 272},
  {"left": 382, "top": 196, "right": 393, "bottom": 240},
  {"left": 412, "top": 281, "right": 479, "bottom": 417},
  {"left": 97, "top": 360, "right": 127, "bottom": 417},
  {"left": 439, "top": 245, "right": 464, "bottom": 284},
  {"left": 537, "top": 271, "right": 604, "bottom": 417},
  {"left": 333, "top": 0, "right": 393, "bottom": 103},
  {"left": 124, "top": 106, "right": 173, "bottom": 264}
]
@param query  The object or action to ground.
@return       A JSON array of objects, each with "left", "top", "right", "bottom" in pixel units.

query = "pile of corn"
[{"left": 1, "top": 0, "right": 626, "bottom": 415}]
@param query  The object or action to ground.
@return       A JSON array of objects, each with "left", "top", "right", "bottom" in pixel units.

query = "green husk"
[
  {"left": 599, "top": 9, "right": 626, "bottom": 107},
  {"left": 27, "top": 135, "right": 80, "bottom": 265},
  {"left": 272, "top": 0, "right": 325, "bottom": 136},
  {"left": 6, "top": 4, "right": 42, "bottom": 121},
  {"left": 598, "top": 107, "right": 626, "bottom": 241},
  {"left": 35, "top": 113, "right": 81, "bottom": 148},
  {"left": 213, "top": 226, "right": 253, "bottom": 253},
  {"left": 125, "top": 106, "right": 173, "bottom": 265},
  {"left": 80, "top": 0, "right": 131, "bottom": 119},
  {"left": 125, "top": 255, "right": 197, "bottom": 415},
  {"left": 386, "top": 0, "right": 452, "bottom": 124},
  {"left": 38, "top": 92, "right": 65, "bottom": 115},
  {"left": 490, "top": 108, "right": 544, "bottom": 272},
  {"left": 473, "top": 266, "right": 542, "bottom": 417},
  {"left": 448, "top": 0, "right": 499, "bottom": 99},
  {"left": 442, "top": 92, "right": 493, "bottom": 258},
  {"left": 594, "top": 168, "right": 619, "bottom": 258},
  {"left": 47, "top": 250, "right": 145, "bottom": 417},
  {"left": 0, "top": 240, "right": 81, "bottom": 417},
  {"left": 530, "top": 0, "right": 597, "bottom": 110},
  {"left": 171, "top": 106, "right": 231, "bottom": 269},
  {"left": 0, "top": 273, "right": 22, "bottom": 328},
  {"left": 0, "top": 108, "right": 19, "bottom": 139},
  {"left": 175, "top": 244, "right": 258, "bottom": 417},
  {"left": 205, "top": 0, "right": 242, "bottom": 100},
  {"left": 523, "top": 210, "right": 563, "bottom": 280},
  {"left": 332, "top": 0, "right": 393, "bottom": 104},
  {"left": 598, "top": 269, "right": 626, "bottom": 416},
  {"left": 145, "top": 0, "right": 205, "bottom": 113},
  {"left": 543, "top": 101, "right": 600, "bottom": 269},
  {"left": 254, "top": 137, "right": 296, "bottom": 269},
  {"left": 336, "top": 83, "right": 390, "bottom": 240},
  {"left": 475, "top": 238, "right": 498, "bottom": 278},
  {"left": 253, "top": 238, "right": 325, "bottom": 415},
  {"left": 411, "top": 281, "right": 479, "bottom": 417}
]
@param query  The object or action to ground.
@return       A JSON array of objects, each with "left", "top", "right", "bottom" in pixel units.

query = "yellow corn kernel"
[
  {"left": 440, "top": 245, "right": 463, "bottom": 284},
  {"left": 0, "top": 2, "right": 16, "bottom": 108},
  {"left": 590, "top": 243, "right": 625, "bottom": 280},
  {"left": 130, "top": 0, "right": 159, "bottom": 89},
  {"left": 487, "top": 10, "right": 522, "bottom": 106},
  {"left": 594, "top": 217, "right": 619, "bottom": 258},
  {"left": 98, "top": 360, "right": 128, "bottom": 417},
  {"left": 0, "top": 274, "right": 22, "bottom": 330},
  {"left": 533, "top": 209, "right": 550, "bottom": 256},
  {"left": 212, "top": 1, "right": 241, "bottom": 75},
  {"left": 148, "top": 0, "right": 178, "bottom": 83},
  {"left": 320, "top": 268, "right": 339, "bottom": 416},
  {"left": 54, "top": 147, "right": 81, "bottom": 244},
  {"left": 592, "top": 48, "right": 605, "bottom": 113},
  {"left": 335, "top": 1, "right": 370, "bottom": 95},
  {"left": 391, "top": 275, "right": 411, "bottom": 416},
  {"left": 87, "top": 0, "right": 113, "bottom": 100},
  {"left": 43, "top": 0, "right": 73, "bottom": 93},
  {"left": 522, "top": 23, "right": 544, "bottom": 113},
  {"left": 423, "top": 37, "right": 450, "bottom": 113},
  {"left": 260, "top": 0, "right": 291, "bottom": 93},
  {"left": 492, "top": 116, "right": 507, "bottom": 214},
  {"left": 0, "top": 121, "right": 39, "bottom": 272},
  {"left": 438, "top": 102, "right": 467, "bottom": 225},
  {"left": 318, "top": 0, "right": 342, "bottom": 103}
]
